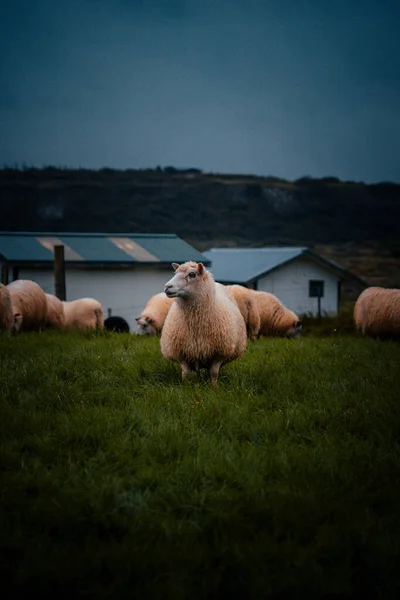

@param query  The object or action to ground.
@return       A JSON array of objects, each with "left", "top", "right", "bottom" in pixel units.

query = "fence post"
[
  {"left": 1, "top": 263, "right": 9, "bottom": 285},
  {"left": 54, "top": 245, "right": 66, "bottom": 301}
]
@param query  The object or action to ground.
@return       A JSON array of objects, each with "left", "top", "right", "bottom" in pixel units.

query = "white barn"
[
  {"left": 0, "top": 231, "right": 210, "bottom": 331},
  {"left": 203, "top": 247, "right": 366, "bottom": 316}
]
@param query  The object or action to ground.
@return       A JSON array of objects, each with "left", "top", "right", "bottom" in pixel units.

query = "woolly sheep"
[
  {"left": 160, "top": 261, "right": 247, "bottom": 384},
  {"left": 226, "top": 284, "right": 261, "bottom": 341},
  {"left": 62, "top": 298, "right": 104, "bottom": 330},
  {"left": 7, "top": 279, "right": 48, "bottom": 332},
  {"left": 252, "top": 291, "right": 302, "bottom": 338},
  {"left": 136, "top": 292, "right": 174, "bottom": 335},
  {"left": 354, "top": 286, "right": 400, "bottom": 338},
  {"left": 45, "top": 293, "right": 66, "bottom": 329},
  {"left": 0, "top": 283, "right": 14, "bottom": 332}
]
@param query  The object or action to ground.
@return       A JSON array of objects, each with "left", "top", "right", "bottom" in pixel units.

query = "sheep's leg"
[
  {"left": 209, "top": 361, "right": 223, "bottom": 386},
  {"left": 180, "top": 361, "right": 195, "bottom": 381}
]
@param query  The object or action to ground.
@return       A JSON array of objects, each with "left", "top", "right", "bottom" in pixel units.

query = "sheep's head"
[
  {"left": 135, "top": 316, "right": 157, "bottom": 335},
  {"left": 11, "top": 312, "right": 23, "bottom": 333},
  {"left": 164, "top": 261, "right": 207, "bottom": 299},
  {"left": 285, "top": 319, "right": 302, "bottom": 338}
]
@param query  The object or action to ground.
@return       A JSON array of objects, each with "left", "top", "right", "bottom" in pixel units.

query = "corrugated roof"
[
  {"left": 203, "top": 247, "right": 307, "bottom": 283},
  {"left": 203, "top": 246, "right": 367, "bottom": 286},
  {"left": 0, "top": 232, "right": 210, "bottom": 265}
]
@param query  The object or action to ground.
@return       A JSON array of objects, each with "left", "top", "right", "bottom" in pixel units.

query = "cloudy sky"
[{"left": 1, "top": 0, "right": 399, "bottom": 182}]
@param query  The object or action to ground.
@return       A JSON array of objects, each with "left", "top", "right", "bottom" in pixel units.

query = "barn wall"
[
  {"left": 256, "top": 257, "right": 339, "bottom": 316},
  {"left": 17, "top": 267, "right": 172, "bottom": 330}
]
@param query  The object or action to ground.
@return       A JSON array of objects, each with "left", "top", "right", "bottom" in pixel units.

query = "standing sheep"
[
  {"left": 226, "top": 284, "right": 261, "bottom": 341},
  {"left": 45, "top": 294, "right": 66, "bottom": 329},
  {"left": 136, "top": 292, "right": 174, "bottom": 335},
  {"left": 160, "top": 261, "right": 247, "bottom": 384},
  {"left": 7, "top": 279, "right": 48, "bottom": 332},
  {"left": 62, "top": 298, "right": 104, "bottom": 330},
  {"left": 354, "top": 286, "right": 400, "bottom": 339},
  {"left": 252, "top": 291, "right": 302, "bottom": 338},
  {"left": 0, "top": 283, "right": 14, "bottom": 332}
]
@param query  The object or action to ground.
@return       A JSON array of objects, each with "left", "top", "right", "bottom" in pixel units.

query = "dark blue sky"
[{"left": 1, "top": 0, "right": 399, "bottom": 182}]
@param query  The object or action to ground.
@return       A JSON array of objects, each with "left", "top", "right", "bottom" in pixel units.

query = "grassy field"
[{"left": 1, "top": 329, "right": 400, "bottom": 599}]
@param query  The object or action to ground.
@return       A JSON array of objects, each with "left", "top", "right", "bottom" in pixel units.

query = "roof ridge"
[{"left": 0, "top": 231, "right": 178, "bottom": 238}]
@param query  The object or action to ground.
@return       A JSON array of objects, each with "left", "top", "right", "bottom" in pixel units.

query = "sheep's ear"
[
  {"left": 135, "top": 317, "right": 140, "bottom": 322},
  {"left": 171, "top": 262, "right": 179, "bottom": 271},
  {"left": 197, "top": 262, "right": 204, "bottom": 275}
]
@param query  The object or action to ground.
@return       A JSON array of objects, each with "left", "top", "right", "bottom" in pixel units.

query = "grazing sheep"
[
  {"left": 104, "top": 316, "right": 130, "bottom": 333},
  {"left": 136, "top": 292, "right": 174, "bottom": 335},
  {"left": 354, "top": 286, "right": 400, "bottom": 339},
  {"left": 7, "top": 279, "right": 48, "bottom": 332},
  {"left": 252, "top": 291, "right": 302, "bottom": 338},
  {"left": 0, "top": 283, "right": 14, "bottom": 332},
  {"left": 62, "top": 298, "right": 104, "bottom": 330},
  {"left": 160, "top": 261, "right": 247, "bottom": 384},
  {"left": 226, "top": 284, "right": 261, "bottom": 341},
  {"left": 45, "top": 293, "right": 66, "bottom": 329}
]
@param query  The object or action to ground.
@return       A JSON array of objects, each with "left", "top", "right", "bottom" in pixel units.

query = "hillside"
[{"left": 1, "top": 167, "right": 399, "bottom": 288}]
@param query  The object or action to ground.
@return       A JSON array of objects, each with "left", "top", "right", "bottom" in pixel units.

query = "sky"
[{"left": 1, "top": 0, "right": 399, "bottom": 182}]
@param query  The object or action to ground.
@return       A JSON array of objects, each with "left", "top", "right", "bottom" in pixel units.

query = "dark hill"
[{"left": 1, "top": 167, "right": 399, "bottom": 289}]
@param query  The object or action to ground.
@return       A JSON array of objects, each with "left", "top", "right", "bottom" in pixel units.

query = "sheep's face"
[
  {"left": 285, "top": 320, "right": 302, "bottom": 338},
  {"left": 11, "top": 312, "right": 23, "bottom": 333},
  {"left": 164, "top": 261, "right": 206, "bottom": 299},
  {"left": 135, "top": 316, "right": 157, "bottom": 335}
]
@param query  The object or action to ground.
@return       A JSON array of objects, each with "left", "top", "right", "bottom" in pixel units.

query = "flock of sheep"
[
  {"left": 0, "top": 280, "right": 103, "bottom": 333},
  {"left": 0, "top": 262, "right": 399, "bottom": 384}
]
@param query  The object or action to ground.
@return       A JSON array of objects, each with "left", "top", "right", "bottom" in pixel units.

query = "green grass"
[{"left": 1, "top": 330, "right": 400, "bottom": 599}]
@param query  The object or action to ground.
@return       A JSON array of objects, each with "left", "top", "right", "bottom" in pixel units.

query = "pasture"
[{"left": 1, "top": 329, "right": 400, "bottom": 598}]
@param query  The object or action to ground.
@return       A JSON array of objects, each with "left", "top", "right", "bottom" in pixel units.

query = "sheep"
[
  {"left": 7, "top": 279, "right": 48, "bottom": 332},
  {"left": 104, "top": 316, "right": 130, "bottom": 333},
  {"left": 226, "top": 284, "right": 261, "bottom": 341},
  {"left": 62, "top": 298, "right": 104, "bottom": 330},
  {"left": 160, "top": 261, "right": 247, "bottom": 384},
  {"left": 354, "top": 286, "right": 400, "bottom": 339},
  {"left": 0, "top": 283, "right": 14, "bottom": 332},
  {"left": 45, "top": 293, "right": 66, "bottom": 329},
  {"left": 252, "top": 291, "right": 302, "bottom": 338},
  {"left": 136, "top": 292, "right": 174, "bottom": 335}
]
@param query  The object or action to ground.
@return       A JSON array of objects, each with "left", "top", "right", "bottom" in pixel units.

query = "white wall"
[
  {"left": 17, "top": 267, "right": 172, "bottom": 331},
  {"left": 256, "top": 256, "right": 339, "bottom": 316}
]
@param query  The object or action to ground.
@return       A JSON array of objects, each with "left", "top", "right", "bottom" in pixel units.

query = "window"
[{"left": 309, "top": 280, "right": 324, "bottom": 298}]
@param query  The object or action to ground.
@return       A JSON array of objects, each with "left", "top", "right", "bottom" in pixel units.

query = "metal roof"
[
  {"left": 0, "top": 232, "right": 210, "bottom": 266},
  {"left": 203, "top": 246, "right": 366, "bottom": 286}
]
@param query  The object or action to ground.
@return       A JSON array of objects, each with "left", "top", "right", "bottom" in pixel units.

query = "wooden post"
[
  {"left": 108, "top": 308, "right": 112, "bottom": 318},
  {"left": 12, "top": 266, "right": 19, "bottom": 281},
  {"left": 317, "top": 294, "right": 321, "bottom": 319},
  {"left": 54, "top": 245, "right": 66, "bottom": 301},
  {"left": 1, "top": 263, "right": 9, "bottom": 285}
]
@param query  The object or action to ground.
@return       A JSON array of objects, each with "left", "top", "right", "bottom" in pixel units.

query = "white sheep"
[
  {"left": 252, "top": 291, "right": 302, "bottom": 338},
  {"left": 160, "top": 261, "right": 247, "bottom": 384},
  {"left": 226, "top": 284, "right": 261, "bottom": 341},
  {"left": 45, "top": 293, "right": 66, "bottom": 329},
  {"left": 7, "top": 279, "right": 48, "bottom": 332},
  {"left": 354, "top": 286, "right": 400, "bottom": 338},
  {"left": 62, "top": 298, "right": 104, "bottom": 330},
  {"left": 136, "top": 292, "right": 174, "bottom": 335},
  {"left": 0, "top": 283, "right": 14, "bottom": 332}
]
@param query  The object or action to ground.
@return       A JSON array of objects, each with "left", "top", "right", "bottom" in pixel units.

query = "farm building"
[
  {"left": 203, "top": 247, "right": 366, "bottom": 316},
  {"left": 0, "top": 232, "right": 210, "bottom": 331}
]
